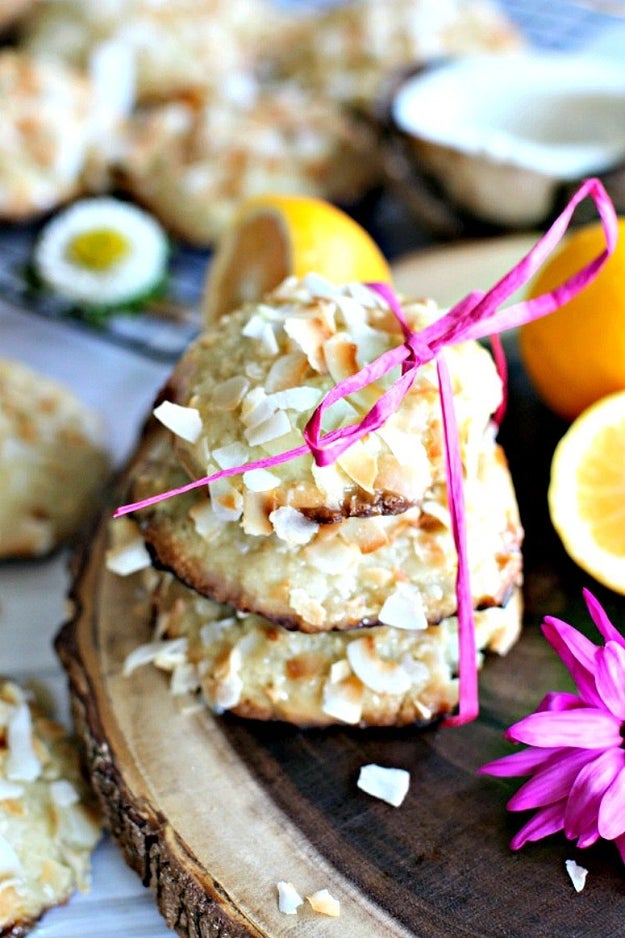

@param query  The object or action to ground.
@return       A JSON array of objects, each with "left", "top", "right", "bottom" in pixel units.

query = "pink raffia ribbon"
[{"left": 115, "top": 178, "right": 618, "bottom": 727}]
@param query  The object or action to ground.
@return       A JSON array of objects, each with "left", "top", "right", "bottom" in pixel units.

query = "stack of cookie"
[{"left": 112, "top": 275, "right": 523, "bottom": 727}]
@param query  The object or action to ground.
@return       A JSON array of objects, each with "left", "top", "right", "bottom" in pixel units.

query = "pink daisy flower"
[{"left": 480, "top": 588, "right": 625, "bottom": 862}]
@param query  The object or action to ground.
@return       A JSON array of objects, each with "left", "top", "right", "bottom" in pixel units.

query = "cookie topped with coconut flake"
[
  {"left": 159, "top": 275, "right": 503, "bottom": 527},
  {"left": 0, "top": 679, "right": 101, "bottom": 935}
]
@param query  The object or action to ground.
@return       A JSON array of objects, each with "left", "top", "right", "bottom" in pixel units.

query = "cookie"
[
  {"left": 160, "top": 278, "right": 503, "bottom": 523},
  {"left": 0, "top": 679, "right": 101, "bottom": 935},
  {"left": 0, "top": 358, "right": 110, "bottom": 560},
  {"left": 0, "top": 49, "right": 129, "bottom": 221},
  {"left": 21, "top": 0, "right": 283, "bottom": 104},
  {"left": 129, "top": 427, "right": 522, "bottom": 632},
  {"left": 123, "top": 568, "right": 522, "bottom": 727},
  {"left": 119, "top": 83, "right": 377, "bottom": 246},
  {"left": 270, "top": 0, "right": 522, "bottom": 106}
]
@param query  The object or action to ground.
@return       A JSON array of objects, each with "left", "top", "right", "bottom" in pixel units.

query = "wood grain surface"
[{"left": 56, "top": 241, "right": 625, "bottom": 937}]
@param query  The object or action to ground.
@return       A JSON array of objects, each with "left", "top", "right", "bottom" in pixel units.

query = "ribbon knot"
[{"left": 115, "top": 178, "right": 618, "bottom": 728}]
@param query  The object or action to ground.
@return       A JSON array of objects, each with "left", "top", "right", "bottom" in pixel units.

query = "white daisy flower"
[{"left": 33, "top": 197, "right": 168, "bottom": 308}]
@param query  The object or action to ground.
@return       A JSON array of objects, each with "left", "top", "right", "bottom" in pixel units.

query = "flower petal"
[
  {"left": 565, "top": 748, "right": 625, "bottom": 840},
  {"left": 507, "top": 748, "right": 597, "bottom": 812},
  {"left": 506, "top": 708, "right": 622, "bottom": 749},
  {"left": 541, "top": 618, "right": 603, "bottom": 707},
  {"left": 479, "top": 746, "right": 564, "bottom": 778},
  {"left": 583, "top": 589, "right": 625, "bottom": 648},
  {"left": 510, "top": 801, "right": 566, "bottom": 850},
  {"left": 598, "top": 765, "right": 625, "bottom": 840},
  {"left": 594, "top": 642, "right": 625, "bottom": 720},
  {"left": 537, "top": 691, "right": 584, "bottom": 712}
]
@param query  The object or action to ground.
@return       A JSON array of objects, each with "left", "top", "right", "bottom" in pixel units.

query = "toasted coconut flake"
[
  {"left": 378, "top": 583, "right": 428, "bottom": 630},
  {"left": 50, "top": 780, "right": 79, "bottom": 808},
  {"left": 242, "top": 315, "right": 279, "bottom": 356},
  {"left": 241, "top": 491, "right": 274, "bottom": 536},
  {"left": 329, "top": 660, "right": 351, "bottom": 683},
  {"left": 153, "top": 400, "right": 202, "bottom": 443},
  {"left": 322, "top": 675, "right": 364, "bottom": 725},
  {"left": 211, "top": 376, "right": 250, "bottom": 411},
  {"left": 266, "top": 386, "right": 322, "bottom": 413},
  {"left": 346, "top": 637, "right": 412, "bottom": 695},
  {"left": 565, "top": 859, "right": 588, "bottom": 893},
  {"left": 189, "top": 501, "right": 222, "bottom": 541},
  {"left": 170, "top": 662, "right": 200, "bottom": 696},
  {"left": 123, "top": 638, "right": 188, "bottom": 676},
  {"left": 421, "top": 499, "right": 452, "bottom": 528},
  {"left": 0, "top": 833, "right": 23, "bottom": 879},
  {"left": 357, "top": 764, "right": 410, "bottom": 807},
  {"left": 336, "top": 439, "right": 378, "bottom": 494},
  {"left": 302, "top": 272, "right": 342, "bottom": 299},
  {"left": 264, "top": 352, "right": 309, "bottom": 393},
  {"left": 277, "top": 880, "right": 304, "bottom": 915},
  {"left": 208, "top": 479, "right": 243, "bottom": 522},
  {"left": 306, "top": 888, "right": 340, "bottom": 917},
  {"left": 105, "top": 536, "right": 151, "bottom": 576},
  {"left": 212, "top": 441, "right": 250, "bottom": 470},
  {"left": 323, "top": 334, "right": 359, "bottom": 384},
  {"left": 347, "top": 282, "right": 386, "bottom": 308},
  {"left": 213, "top": 647, "right": 243, "bottom": 711},
  {"left": 242, "top": 468, "right": 280, "bottom": 492},
  {"left": 283, "top": 317, "right": 329, "bottom": 373},
  {"left": 244, "top": 409, "right": 292, "bottom": 447},
  {"left": 7, "top": 702, "right": 41, "bottom": 782},
  {"left": 270, "top": 506, "right": 319, "bottom": 545},
  {"left": 0, "top": 780, "right": 24, "bottom": 801}
]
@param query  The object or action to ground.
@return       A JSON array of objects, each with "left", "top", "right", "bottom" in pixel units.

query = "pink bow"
[{"left": 116, "top": 177, "right": 618, "bottom": 727}]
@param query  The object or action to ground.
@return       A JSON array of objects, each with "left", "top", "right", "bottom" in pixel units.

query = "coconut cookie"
[
  {"left": 21, "top": 0, "right": 283, "bottom": 104},
  {"left": 129, "top": 429, "right": 522, "bottom": 632},
  {"left": 270, "top": 0, "right": 522, "bottom": 107},
  {"left": 0, "top": 359, "right": 110, "bottom": 560},
  {"left": 160, "top": 277, "right": 502, "bottom": 523},
  {"left": 0, "top": 679, "right": 102, "bottom": 935},
  {"left": 123, "top": 570, "right": 522, "bottom": 727},
  {"left": 0, "top": 49, "right": 128, "bottom": 222},
  {"left": 118, "top": 83, "right": 377, "bottom": 246}
]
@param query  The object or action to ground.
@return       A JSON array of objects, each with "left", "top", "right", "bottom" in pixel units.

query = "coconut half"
[{"left": 391, "top": 52, "right": 625, "bottom": 227}]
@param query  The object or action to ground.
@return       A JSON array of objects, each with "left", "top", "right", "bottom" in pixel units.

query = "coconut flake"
[
  {"left": 6, "top": 702, "right": 41, "bottom": 782},
  {"left": 283, "top": 317, "right": 329, "bottom": 372},
  {"left": 189, "top": 501, "right": 222, "bottom": 540},
  {"left": 266, "top": 386, "right": 322, "bottom": 412},
  {"left": 244, "top": 410, "right": 292, "bottom": 447},
  {"left": 212, "top": 441, "right": 250, "bottom": 470},
  {"left": 106, "top": 536, "right": 151, "bottom": 576},
  {"left": 346, "top": 637, "right": 412, "bottom": 695},
  {"left": 153, "top": 400, "right": 202, "bottom": 443},
  {"left": 357, "top": 764, "right": 410, "bottom": 807},
  {"left": 0, "top": 833, "right": 23, "bottom": 879},
  {"left": 0, "top": 780, "right": 24, "bottom": 801},
  {"left": 211, "top": 376, "right": 250, "bottom": 410},
  {"left": 306, "top": 888, "right": 341, "bottom": 917},
  {"left": 322, "top": 675, "right": 364, "bottom": 725},
  {"left": 565, "top": 859, "right": 588, "bottom": 893},
  {"left": 208, "top": 479, "right": 243, "bottom": 522},
  {"left": 269, "top": 507, "right": 318, "bottom": 545},
  {"left": 378, "top": 583, "right": 428, "bottom": 630},
  {"left": 277, "top": 880, "right": 304, "bottom": 915},
  {"left": 123, "top": 638, "right": 188, "bottom": 676},
  {"left": 50, "top": 779, "right": 80, "bottom": 808},
  {"left": 242, "top": 468, "right": 280, "bottom": 492}
]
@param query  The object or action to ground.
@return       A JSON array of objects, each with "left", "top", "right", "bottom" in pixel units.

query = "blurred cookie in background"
[
  {"left": 269, "top": 0, "right": 522, "bottom": 107},
  {"left": 20, "top": 0, "right": 283, "bottom": 104},
  {"left": 118, "top": 78, "right": 379, "bottom": 246},
  {"left": 0, "top": 47, "right": 134, "bottom": 222},
  {"left": 0, "top": 358, "right": 110, "bottom": 560},
  {"left": 0, "top": 679, "right": 102, "bottom": 935}
]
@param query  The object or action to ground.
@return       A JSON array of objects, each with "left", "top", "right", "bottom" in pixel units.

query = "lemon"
[
  {"left": 519, "top": 217, "right": 625, "bottom": 421},
  {"left": 548, "top": 390, "right": 625, "bottom": 594},
  {"left": 203, "top": 193, "right": 392, "bottom": 324}
]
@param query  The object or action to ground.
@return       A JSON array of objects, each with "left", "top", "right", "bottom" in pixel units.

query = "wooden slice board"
[{"left": 57, "top": 238, "right": 625, "bottom": 937}]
